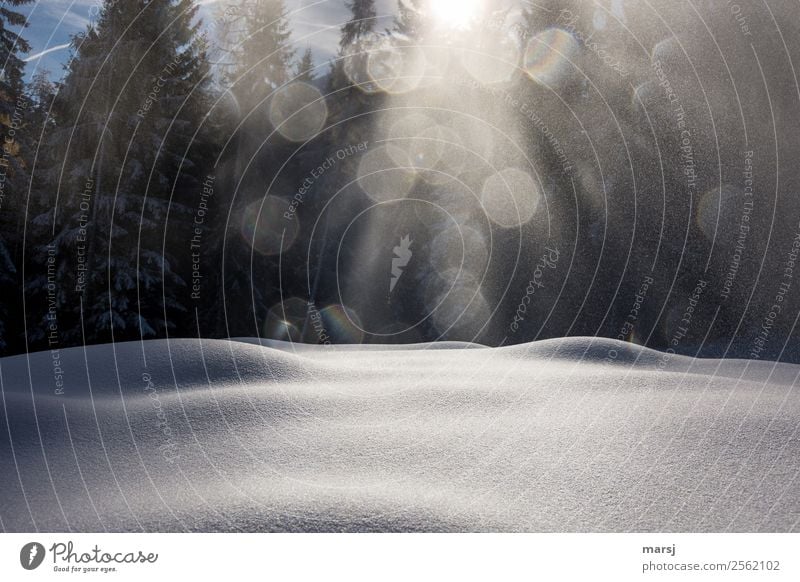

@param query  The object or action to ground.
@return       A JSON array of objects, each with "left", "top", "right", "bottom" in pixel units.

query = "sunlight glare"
[{"left": 430, "top": 0, "right": 481, "bottom": 30}]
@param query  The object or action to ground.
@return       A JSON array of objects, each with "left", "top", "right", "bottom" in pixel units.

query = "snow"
[{"left": 1, "top": 337, "right": 798, "bottom": 532}]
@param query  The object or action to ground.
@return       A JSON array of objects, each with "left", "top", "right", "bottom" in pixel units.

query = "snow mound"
[
  {"left": 498, "top": 336, "right": 673, "bottom": 365},
  {"left": 234, "top": 337, "right": 488, "bottom": 351},
  {"left": 1, "top": 337, "right": 798, "bottom": 532}
]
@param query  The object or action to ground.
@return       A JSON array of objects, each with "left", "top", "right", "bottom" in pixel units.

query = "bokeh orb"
[
  {"left": 269, "top": 82, "right": 328, "bottom": 142},
  {"left": 262, "top": 317, "right": 302, "bottom": 343},
  {"left": 342, "top": 37, "right": 382, "bottom": 93},
  {"left": 696, "top": 184, "right": 749, "bottom": 242},
  {"left": 524, "top": 28, "right": 580, "bottom": 87},
  {"left": 317, "top": 304, "right": 364, "bottom": 344},
  {"left": 415, "top": 125, "right": 466, "bottom": 184},
  {"left": 240, "top": 196, "right": 300, "bottom": 256},
  {"left": 429, "top": 223, "right": 490, "bottom": 276},
  {"left": 423, "top": 267, "right": 482, "bottom": 316},
  {"left": 265, "top": 297, "right": 309, "bottom": 342},
  {"left": 423, "top": 266, "right": 489, "bottom": 339},
  {"left": 480, "top": 168, "right": 540, "bottom": 228},
  {"left": 367, "top": 39, "right": 426, "bottom": 94},
  {"left": 388, "top": 113, "right": 437, "bottom": 168},
  {"left": 430, "top": 284, "right": 492, "bottom": 340},
  {"left": 356, "top": 144, "right": 416, "bottom": 202}
]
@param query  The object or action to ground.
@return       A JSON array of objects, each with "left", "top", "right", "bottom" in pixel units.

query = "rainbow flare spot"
[{"left": 524, "top": 28, "right": 579, "bottom": 87}]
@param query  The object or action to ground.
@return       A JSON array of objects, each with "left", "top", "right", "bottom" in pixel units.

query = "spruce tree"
[
  {"left": 329, "top": 0, "right": 376, "bottom": 94},
  {"left": 394, "top": 0, "right": 424, "bottom": 39},
  {"left": 211, "top": 0, "right": 297, "bottom": 338},
  {"left": 295, "top": 47, "right": 315, "bottom": 83},
  {"left": 343, "top": 0, "right": 377, "bottom": 43},
  {"left": 227, "top": 0, "right": 294, "bottom": 111},
  {"left": 0, "top": 0, "right": 33, "bottom": 353},
  {"left": 27, "top": 0, "right": 216, "bottom": 347}
]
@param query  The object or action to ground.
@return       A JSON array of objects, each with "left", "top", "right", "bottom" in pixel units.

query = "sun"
[{"left": 429, "top": 0, "right": 482, "bottom": 30}]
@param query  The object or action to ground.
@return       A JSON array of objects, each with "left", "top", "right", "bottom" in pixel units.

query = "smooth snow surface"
[{"left": 1, "top": 337, "right": 798, "bottom": 532}]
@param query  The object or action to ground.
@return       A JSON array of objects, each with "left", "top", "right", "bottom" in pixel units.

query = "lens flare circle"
[
  {"left": 429, "top": 223, "right": 489, "bottom": 277},
  {"left": 269, "top": 82, "right": 328, "bottom": 142},
  {"left": 356, "top": 143, "right": 416, "bottom": 202},
  {"left": 697, "top": 184, "right": 748, "bottom": 242},
  {"left": 318, "top": 304, "right": 364, "bottom": 344},
  {"left": 524, "top": 27, "right": 580, "bottom": 87},
  {"left": 480, "top": 168, "right": 540, "bottom": 228},
  {"left": 265, "top": 298, "right": 310, "bottom": 342},
  {"left": 240, "top": 196, "right": 300, "bottom": 256},
  {"left": 388, "top": 113, "right": 438, "bottom": 169},
  {"left": 367, "top": 40, "right": 426, "bottom": 94}
]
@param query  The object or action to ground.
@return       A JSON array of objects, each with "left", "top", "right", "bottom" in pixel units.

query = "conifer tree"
[
  {"left": 208, "top": 0, "right": 297, "bottom": 338},
  {"left": 295, "top": 47, "right": 315, "bottom": 83},
  {"left": 394, "top": 0, "right": 424, "bottom": 39},
  {"left": 27, "top": 0, "right": 216, "bottom": 346},
  {"left": 227, "top": 0, "right": 294, "bottom": 112},
  {"left": 0, "top": 0, "right": 33, "bottom": 353},
  {"left": 329, "top": 0, "right": 376, "bottom": 93}
]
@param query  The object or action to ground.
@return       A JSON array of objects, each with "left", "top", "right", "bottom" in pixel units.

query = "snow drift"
[{"left": 1, "top": 337, "right": 798, "bottom": 532}]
